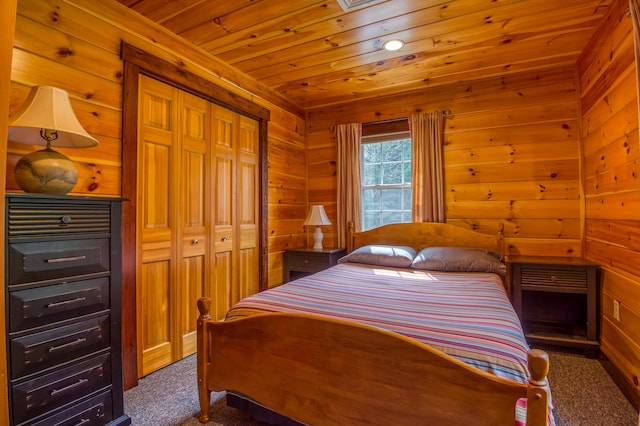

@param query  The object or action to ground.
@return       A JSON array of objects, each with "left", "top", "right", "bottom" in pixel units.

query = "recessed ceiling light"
[{"left": 383, "top": 39, "right": 404, "bottom": 51}]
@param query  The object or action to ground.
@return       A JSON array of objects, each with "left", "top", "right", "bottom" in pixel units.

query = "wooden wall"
[
  {"left": 8, "top": 0, "right": 305, "bottom": 288},
  {"left": 306, "top": 67, "right": 583, "bottom": 256},
  {"left": 579, "top": 0, "right": 640, "bottom": 405},
  {"left": 6, "top": 0, "right": 306, "bottom": 393}
]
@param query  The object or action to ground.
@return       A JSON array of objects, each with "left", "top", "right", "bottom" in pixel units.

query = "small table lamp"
[
  {"left": 8, "top": 85, "right": 99, "bottom": 195},
  {"left": 304, "top": 205, "right": 332, "bottom": 250}
]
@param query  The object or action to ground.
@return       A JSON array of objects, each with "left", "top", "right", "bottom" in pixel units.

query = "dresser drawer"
[
  {"left": 9, "top": 277, "right": 110, "bottom": 333},
  {"left": 11, "top": 353, "right": 112, "bottom": 425},
  {"left": 8, "top": 239, "right": 110, "bottom": 285},
  {"left": 520, "top": 267, "right": 587, "bottom": 290},
  {"left": 10, "top": 315, "right": 110, "bottom": 379},
  {"left": 28, "top": 390, "right": 114, "bottom": 426},
  {"left": 7, "top": 198, "right": 111, "bottom": 238}
]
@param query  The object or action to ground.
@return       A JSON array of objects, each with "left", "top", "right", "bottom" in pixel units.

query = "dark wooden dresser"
[{"left": 5, "top": 194, "right": 130, "bottom": 425}]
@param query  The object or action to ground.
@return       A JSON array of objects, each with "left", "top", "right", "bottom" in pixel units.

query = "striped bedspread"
[{"left": 227, "top": 262, "right": 530, "bottom": 384}]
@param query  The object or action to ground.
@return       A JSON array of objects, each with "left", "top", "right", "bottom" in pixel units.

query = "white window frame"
[{"left": 360, "top": 131, "right": 412, "bottom": 231}]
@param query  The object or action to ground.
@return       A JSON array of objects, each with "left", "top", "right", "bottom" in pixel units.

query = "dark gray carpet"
[{"left": 124, "top": 350, "right": 638, "bottom": 425}]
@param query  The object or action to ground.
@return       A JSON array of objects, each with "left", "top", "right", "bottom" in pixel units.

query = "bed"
[{"left": 196, "top": 222, "right": 552, "bottom": 425}]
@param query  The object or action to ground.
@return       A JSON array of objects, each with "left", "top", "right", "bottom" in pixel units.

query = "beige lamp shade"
[
  {"left": 304, "top": 205, "right": 331, "bottom": 250},
  {"left": 8, "top": 86, "right": 98, "bottom": 195},
  {"left": 8, "top": 86, "right": 98, "bottom": 148}
]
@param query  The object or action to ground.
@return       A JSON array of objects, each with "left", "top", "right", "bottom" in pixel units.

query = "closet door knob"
[
  {"left": 221, "top": 236, "right": 228, "bottom": 242},
  {"left": 192, "top": 239, "right": 199, "bottom": 245}
]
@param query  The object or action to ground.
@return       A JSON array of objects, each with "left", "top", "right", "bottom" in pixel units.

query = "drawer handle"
[
  {"left": 304, "top": 260, "right": 309, "bottom": 264},
  {"left": 60, "top": 215, "right": 72, "bottom": 224},
  {"left": 46, "top": 297, "right": 87, "bottom": 308},
  {"left": 50, "top": 378, "right": 89, "bottom": 397},
  {"left": 549, "top": 275, "right": 557, "bottom": 282},
  {"left": 72, "top": 419, "right": 91, "bottom": 426},
  {"left": 47, "top": 255, "right": 86, "bottom": 264},
  {"left": 221, "top": 236, "right": 228, "bottom": 242},
  {"left": 192, "top": 239, "right": 199, "bottom": 245},
  {"left": 48, "top": 337, "right": 88, "bottom": 353}
]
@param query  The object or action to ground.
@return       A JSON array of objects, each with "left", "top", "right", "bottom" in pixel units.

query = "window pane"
[
  {"left": 382, "top": 140, "right": 402, "bottom": 161},
  {"left": 363, "top": 164, "right": 380, "bottom": 186},
  {"left": 363, "top": 143, "right": 381, "bottom": 163},
  {"left": 403, "top": 161, "right": 412, "bottom": 183},
  {"left": 362, "top": 188, "right": 380, "bottom": 210},
  {"left": 403, "top": 139, "right": 412, "bottom": 161},
  {"left": 382, "top": 210, "right": 402, "bottom": 225},
  {"left": 403, "top": 187, "right": 412, "bottom": 210},
  {"left": 382, "top": 162, "right": 403, "bottom": 184},
  {"left": 381, "top": 188, "right": 402, "bottom": 209},
  {"left": 363, "top": 211, "right": 380, "bottom": 230}
]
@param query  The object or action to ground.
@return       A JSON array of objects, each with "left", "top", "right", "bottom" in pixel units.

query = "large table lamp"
[
  {"left": 8, "top": 85, "right": 99, "bottom": 195},
  {"left": 304, "top": 205, "right": 332, "bottom": 250}
]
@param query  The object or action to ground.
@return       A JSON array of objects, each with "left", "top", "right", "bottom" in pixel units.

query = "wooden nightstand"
[
  {"left": 509, "top": 255, "right": 600, "bottom": 353},
  {"left": 283, "top": 247, "right": 347, "bottom": 283}
]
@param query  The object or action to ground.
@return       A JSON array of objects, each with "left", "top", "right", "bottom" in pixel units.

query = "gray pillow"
[
  {"left": 338, "top": 245, "right": 416, "bottom": 268},
  {"left": 410, "top": 246, "right": 506, "bottom": 276}
]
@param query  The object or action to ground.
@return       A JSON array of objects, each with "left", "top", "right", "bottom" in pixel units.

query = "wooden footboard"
[{"left": 196, "top": 297, "right": 549, "bottom": 426}]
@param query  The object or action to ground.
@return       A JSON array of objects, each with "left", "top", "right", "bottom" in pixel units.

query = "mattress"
[{"left": 227, "top": 262, "right": 530, "bottom": 384}]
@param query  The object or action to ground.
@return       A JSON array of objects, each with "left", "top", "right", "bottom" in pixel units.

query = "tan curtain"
[
  {"left": 336, "top": 123, "right": 362, "bottom": 247},
  {"left": 410, "top": 111, "right": 445, "bottom": 222}
]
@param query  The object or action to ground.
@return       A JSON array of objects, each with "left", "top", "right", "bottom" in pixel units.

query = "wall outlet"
[{"left": 613, "top": 300, "right": 621, "bottom": 321}]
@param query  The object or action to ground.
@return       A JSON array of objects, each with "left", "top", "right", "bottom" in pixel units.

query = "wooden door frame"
[{"left": 120, "top": 42, "right": 270, "bottom": 389}]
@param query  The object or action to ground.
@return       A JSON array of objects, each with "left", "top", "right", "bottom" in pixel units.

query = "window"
[{"left": 361, "top": 131, "right": 411, "bottom": 230}]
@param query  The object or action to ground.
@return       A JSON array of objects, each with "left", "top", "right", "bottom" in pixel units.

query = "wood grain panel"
[
  {"left": 447, "top": 218, "right": 581, "bottom": 239},
  {"left": 585, "top": 219, "right": 640, "bottom": 252},
  {"left": 447, "top": 180, "right": 580, "bottom": 202},
  {"left": 505, "top": 238, "right": 582, "bottom": 257}
]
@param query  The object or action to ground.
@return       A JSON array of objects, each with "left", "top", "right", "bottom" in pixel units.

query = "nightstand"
[
  {"left": 283, "top": 247, "right": 347, "bottom": 283},
  {"left": 509, "top": 255, "right": 599, "bottom": 353}
]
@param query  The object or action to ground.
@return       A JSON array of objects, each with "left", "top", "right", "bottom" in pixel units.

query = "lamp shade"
[
  {"left": 8, "top": 86, "right": 98, "bottom": 195},
  {"left": 304, "top": 205, "right": 331, "bottom": 226},
  {"left": 8, "top": 85, "right": 98, "bottom": 148}
]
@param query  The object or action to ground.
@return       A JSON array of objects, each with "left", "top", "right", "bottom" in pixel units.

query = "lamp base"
[
  {"left": 312, "top": 226, "right": 324, "bottom": 250},
  {"left": 14, "top": 147, "right": 78, "bottom": 195}
]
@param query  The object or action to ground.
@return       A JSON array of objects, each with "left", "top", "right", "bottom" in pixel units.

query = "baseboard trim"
[{"left": 599, "top": 352, "right": 640, "bottom": 413}]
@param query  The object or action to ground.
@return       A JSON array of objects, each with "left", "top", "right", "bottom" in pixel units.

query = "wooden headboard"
[{"left": 347, "top": 222, "right": 505, "bottom": 256}]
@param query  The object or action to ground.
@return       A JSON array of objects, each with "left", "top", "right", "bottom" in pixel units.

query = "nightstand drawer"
[
  {"left": 520, "top": 267, "right": 587, "bottom": 290},
  {"left": 283, "top": 248, "right": 346, "bottom": 283},
  {"left": 287, "top": 251, "right": 334, "bottom": 272}
]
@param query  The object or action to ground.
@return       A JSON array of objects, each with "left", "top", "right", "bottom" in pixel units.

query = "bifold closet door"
[
  {"left": 136, "top": 76, "right": 209, "bottom": 376},
  {"left": 211, "top": 105, "right": 260, "bottom": 319},
  {"left": 135, "top": 76, "right": 259, "bottom": 377}
]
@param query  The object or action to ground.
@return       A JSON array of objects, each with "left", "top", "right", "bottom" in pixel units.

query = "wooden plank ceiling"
[{"left": 117, "top": 0, "right": 614, "bottom": 110}]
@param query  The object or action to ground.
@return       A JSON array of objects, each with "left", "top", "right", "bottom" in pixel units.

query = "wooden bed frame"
[{"left": 196, "top": 222, "right": 550, "bottom": 425}]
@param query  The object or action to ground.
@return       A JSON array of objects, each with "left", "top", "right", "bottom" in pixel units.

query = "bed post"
[
  {"left": 526, "top": 349, "right": 550, "bottom": 426},
  {"left": 196, "top": 297, "right": 212, "bottom": 423}
]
